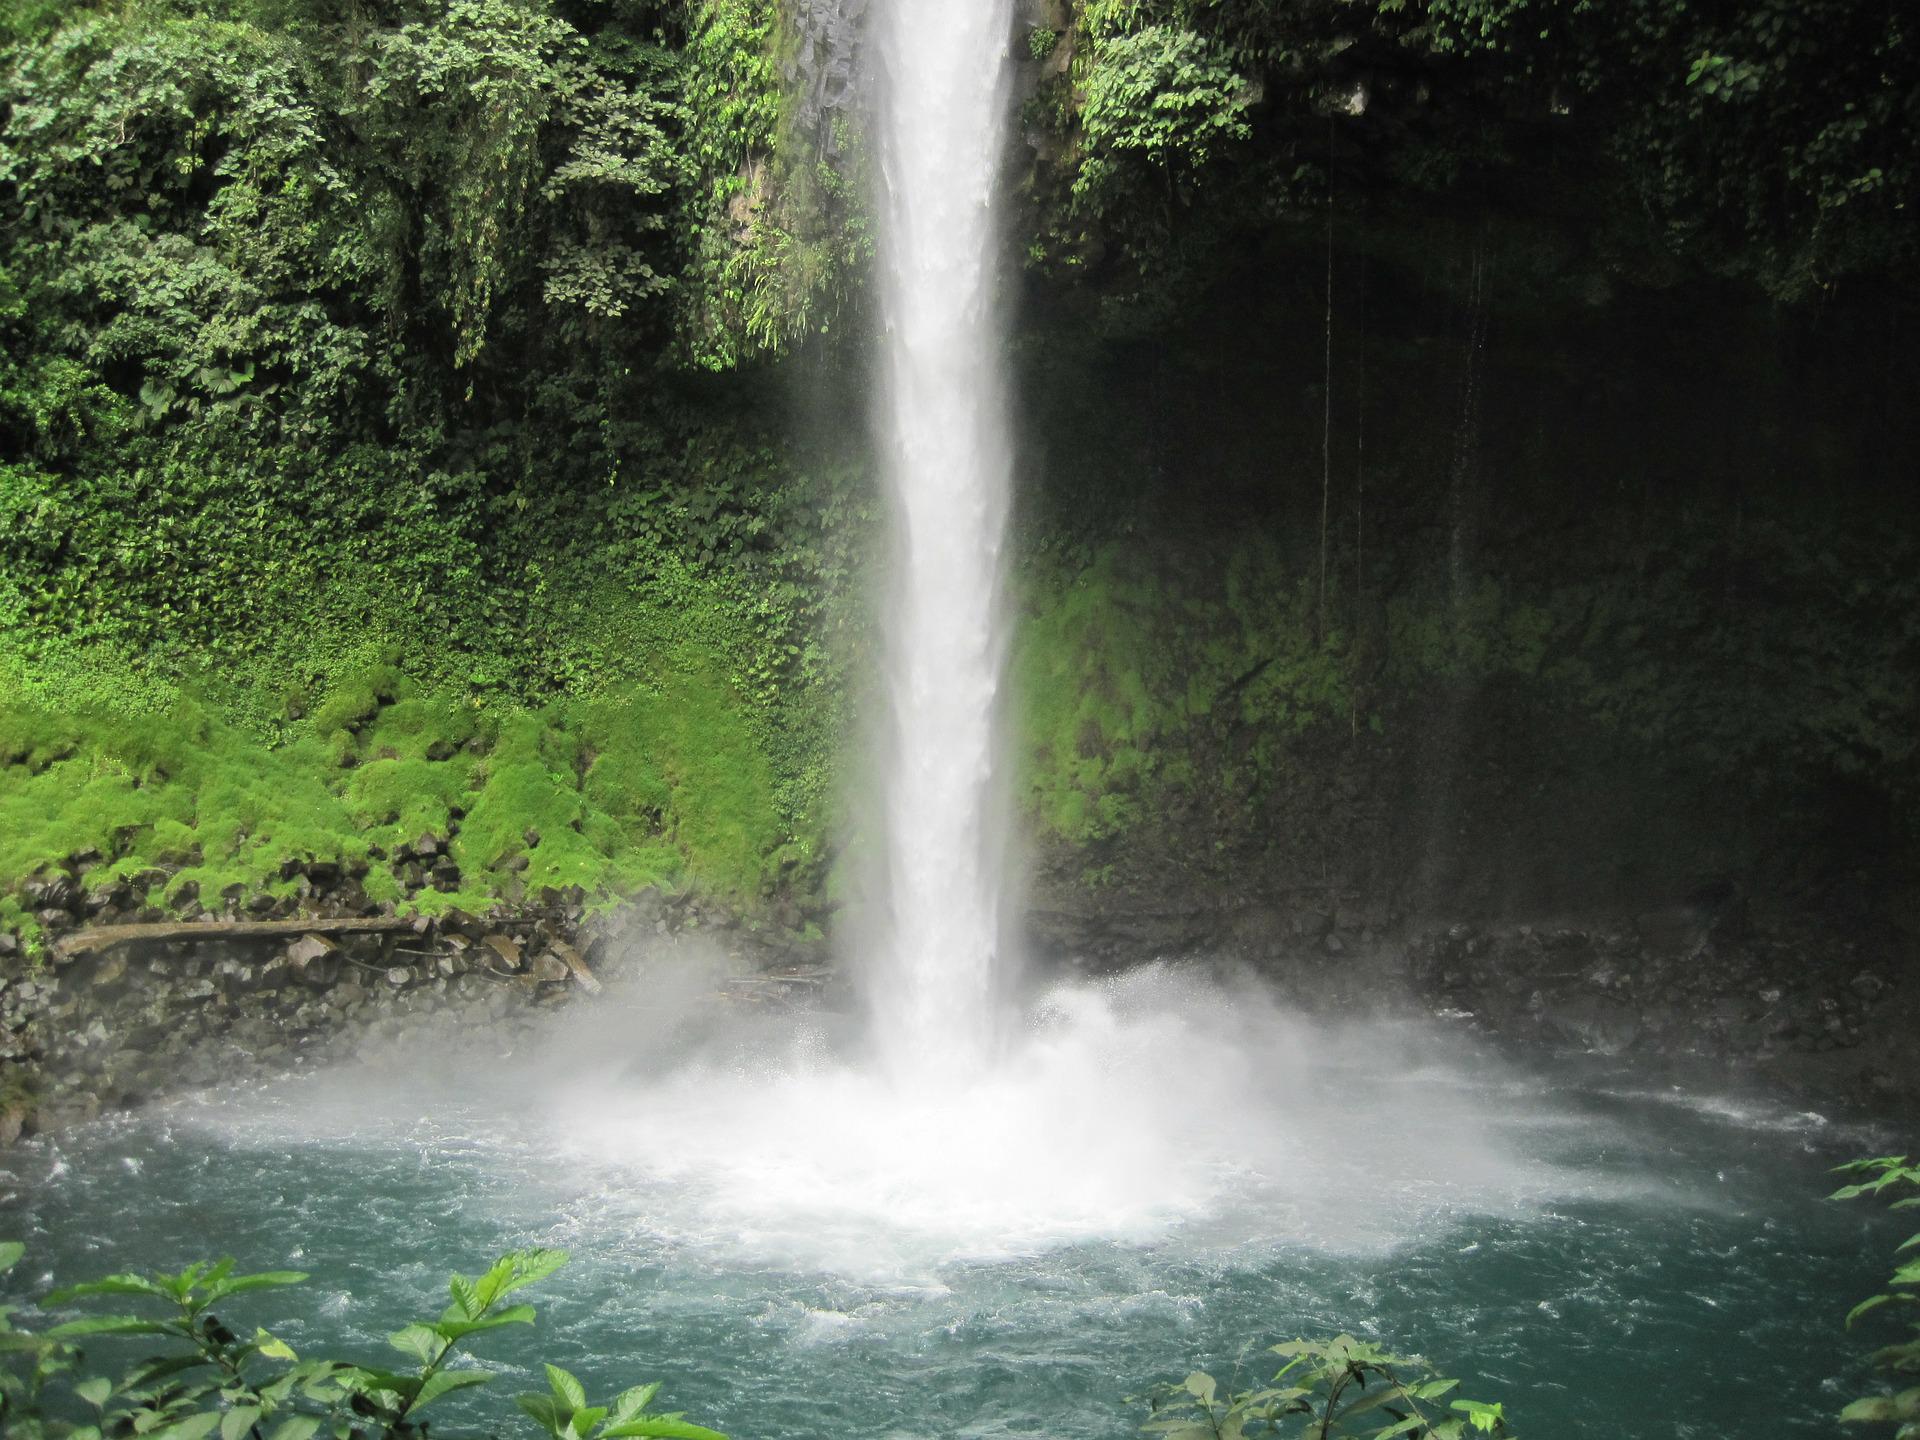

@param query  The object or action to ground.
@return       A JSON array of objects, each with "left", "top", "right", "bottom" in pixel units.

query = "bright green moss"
[
  {"left": 1012, "top": 546, "right": 1174, "bottom": 843},
  {"left": 360, "top": 696, "right": 482, "bottom": 761},
  {"left": 342, "top": 756, "right": 476, "bottom": 846},
  {"left": 310, "top": 665, "right": 415, "bottom": 738},
  {"left": 0, "top": 652, "right": 795, "bottom": 949},
  {"left": 1011, "top": 538, "right": 1356, "bottom": 853},
  {"left": 621, "top": 668, "right": 783, "bottom": 901},
  {"left": 458, "top": 756, "right": 591, "bottom": 885}
]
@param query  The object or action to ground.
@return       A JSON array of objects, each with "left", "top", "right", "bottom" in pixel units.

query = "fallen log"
[{"left": 52, "top": 916, "right": 419, "bottom": 961}]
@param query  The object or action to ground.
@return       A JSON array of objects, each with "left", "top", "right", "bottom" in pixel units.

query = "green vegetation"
[
  {"left": 1012, "top": 541, "right": 1347, "bottom": 858},
  {"left": 0, "top": 0, "right": 883, "bottom": 941},
  {"left": 0, "top": 659, "right": 795, "bottom": 951},
  {"left": 1009, "top": 509, "right": 1918, "bottom": 886},
  {"left": 0, "top": 0, "right": 1914, "bottom": 940},
  {"left": 1138, "top": 1336, "right": 1510, "bottom": 1438},
  {"left": 1832, "top": 1157, "right": 1920, "bottom": 1433},
  {"left": 1027, "top": 0, "right": 1918, "bottom": 314},
  {"left": 0, "top": 1240, "right": 1513, "bottom": 1440},
  {"left": 0, "top": 1243, "right": 724, "bottom": 1440}
]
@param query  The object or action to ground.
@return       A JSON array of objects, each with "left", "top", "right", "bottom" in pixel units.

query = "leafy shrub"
[
  {"left": 1072, "top": 25, "right": 1254, "bottom": 214},
  {"left": 1832, "top": 1157, "right": 1920, "bottom": 1432},
  {"left": 1137, "top": 1335, "right": 1511, "bottom": 1439},
  {"left": 0, "top": 1242, "right": 724, "bottom": 1440}
]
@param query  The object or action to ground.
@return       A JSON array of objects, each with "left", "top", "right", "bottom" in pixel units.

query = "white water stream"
[{"left": 869, "top": 0, "right": 1018, "bottom": 1081}]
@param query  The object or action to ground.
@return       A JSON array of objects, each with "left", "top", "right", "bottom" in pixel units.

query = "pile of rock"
[
  {"left": 12, "top": 852, "right": 398, "bottom": 939},
  {"left": 0, "top": 865, "right": 837, "bottom": 1139},
  {"left": 2, "top": 907, "right": 603, "bottom": 1128}
]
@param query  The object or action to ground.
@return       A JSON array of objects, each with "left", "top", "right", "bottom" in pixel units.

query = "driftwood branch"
[{"left": 53, "top": 916, "right": 418, "bottom": 961}]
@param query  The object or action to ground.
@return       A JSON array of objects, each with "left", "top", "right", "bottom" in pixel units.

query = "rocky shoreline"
[
  {"left": 0, "top": 864, "right": 832, "bottom": 1137},
  {"left": 2, "top": 863, "right": 1914, "bottom": 1139}
]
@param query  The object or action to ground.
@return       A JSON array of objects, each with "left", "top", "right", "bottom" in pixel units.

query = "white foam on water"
[{"left": 163, "top": 965, "right": 1661, "bottom": 1283}]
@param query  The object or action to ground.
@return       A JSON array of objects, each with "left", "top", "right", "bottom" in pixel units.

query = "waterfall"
[{"left": 869, "top": 0, "right": 1017, "bottom": 1081}]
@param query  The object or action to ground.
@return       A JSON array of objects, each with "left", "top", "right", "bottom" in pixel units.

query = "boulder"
[
  {"left": 25, "top": 875, "right": 79, "bottom": 912},
  {"left": 1538, "top": 994, "right": 1641, "bottom": 1054},
  {"left": 286, "top": 934, "right": 341, "bottom": 988},
  {"left": 549, "top": 940, "right": 602, "bottom": 995}
]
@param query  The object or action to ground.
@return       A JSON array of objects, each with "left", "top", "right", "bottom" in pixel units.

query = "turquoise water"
[{"left": 0, "top": 970, "right": 1901, "bottom": 1439}]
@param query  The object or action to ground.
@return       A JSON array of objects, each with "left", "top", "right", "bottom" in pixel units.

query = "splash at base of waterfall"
[
  {"left": 13, "top": 972, "right": 1878, "bottom": 1440},
  {"left": 167, "top": 963, "right": 1650, "bottom": 1283}
]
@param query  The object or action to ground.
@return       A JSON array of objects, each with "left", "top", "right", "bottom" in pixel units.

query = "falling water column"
[{"left": 870, "top": 0, "right": 1018, "bottom": 1082}]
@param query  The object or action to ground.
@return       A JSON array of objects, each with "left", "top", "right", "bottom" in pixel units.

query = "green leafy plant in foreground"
[
  {"left": 0, "top": 1244, "right": 724, "bottom": 1440},
  {"left": 515, "top": 1363, "right": 722, "bottom": 1440},
  {"left": 1833, "top": 1156, "right": 1920, "bottom": 1433},
  {"left": 1138, "top": 1334, "right": 1511, "bottom": 1439}
]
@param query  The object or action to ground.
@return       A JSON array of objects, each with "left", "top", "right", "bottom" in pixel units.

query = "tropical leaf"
[
  {"left": 547, "top": 1363, "right": 588, "bottom": 1411},
  {"left": 601, "top": 1420, "right": 730, "bottom": 1440},
  {"left": 253, "top": 1328, "right": 297, "bottom": 1362},
  {"left": 611, "top": 1382, "right": 663, "bottom": 1423},
  {"left": 435, "top": 1304, "right": 535, "bottom": 1342},
  {"left": 203, "top": 1272, "right": 308, "bottom": 1305},
  {"left": 46, "top": 1276, "right": 171, "bottom": 1304},
  {"left": 387, "top": 1322, "right": 446, "bottom": 1365},
  {"left": 75, "top": 1375, "right": 113, "bottom": 1408},
  {"left": 147, "top": 1414, "right": 224, "bottom": 1440},
  {"left": 46, "top": 1316, "right": 179, "bottom": 1339},
  {"left": 412, "top": 1367, "right": 493, "bottom": 1411}
]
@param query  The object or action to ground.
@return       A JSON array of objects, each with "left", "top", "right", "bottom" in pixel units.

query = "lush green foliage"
[
  {"left": 1072, "top": 24, "right": 1255, "bottom": 220},
  {"left": 679, "top": 0, "right": 872, "bottom": 365},
  {"left": 1832, "top": 1157, "right": 1920, "bottom": 1434},
  {"left": 1025, "top": 0, "right": 1919, "bottom": 311},
  {"left": 1137, "top": 1334, "right": 1510, "bottom": 1439},
  {"left": 0, "top": 0, "right": 877, "bottom": 934},
  {"left": 1, "top": 0, "right": 1913, "bottom": 934},
  {"left": 0, "top": 1244, "right": 723, "bottom": 1440}
]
